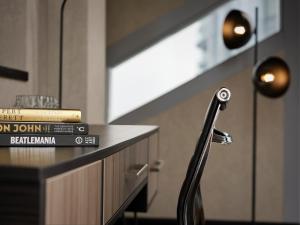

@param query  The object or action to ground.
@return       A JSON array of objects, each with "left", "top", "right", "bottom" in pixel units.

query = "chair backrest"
[{"left": 177, "top": 87, "right": 232, "bottom": 225}]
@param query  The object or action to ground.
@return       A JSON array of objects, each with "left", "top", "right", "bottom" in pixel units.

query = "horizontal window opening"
[{"left": 108, "top": 0, "right": 280, "bottom": 122}]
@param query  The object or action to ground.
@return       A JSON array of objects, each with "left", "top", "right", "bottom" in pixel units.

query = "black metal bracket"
[{"left": 0, "top": 65, "right": 28, "bottom": 81}]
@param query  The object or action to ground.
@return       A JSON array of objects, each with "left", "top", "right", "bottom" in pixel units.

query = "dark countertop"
[{"left": 0, "top": 125, "right": 159, "bottom": 180}]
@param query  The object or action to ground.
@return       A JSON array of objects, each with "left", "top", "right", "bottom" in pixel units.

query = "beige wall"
[
  {"left": 256, "top": 91, "right": 284, "bottom": 221},
  {"left": 0, "top": 0, "right": 106, "bottom": 124},
  {"left": 86, "top": 0, "right": 106, "bottom": 124},
  {"left": 62, "top": 0, "right": 88, "bottom": 117},
  {"left": 107, "top": 0, "right": 184, "bottom": 46}
]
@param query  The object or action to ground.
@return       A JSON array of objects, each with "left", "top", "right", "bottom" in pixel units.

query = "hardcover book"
[
  {"left": 0, "top": 134, "right": 99, "bottom": 147},
  {"left": 0, "top": 122, "right": 88, "bottom": 135},
  {"left": 0, "top": 108, "right": 81, "bottom": 122}
]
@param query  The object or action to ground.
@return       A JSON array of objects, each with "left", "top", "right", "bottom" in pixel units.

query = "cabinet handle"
[
  {"left": 150, "top": 159, "right": 164, "bottom": 172},
  {"left": 136, "top": 164, "right": 148, "bottom": 177}
]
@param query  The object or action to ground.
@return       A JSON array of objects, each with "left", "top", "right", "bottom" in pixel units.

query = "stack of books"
[{"left": 0, "top": 108, "right": 99, "bottom": 147}]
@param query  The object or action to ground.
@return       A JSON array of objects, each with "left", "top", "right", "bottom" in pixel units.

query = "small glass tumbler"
[{"left": 14, "top": 95, "right": 59, "bottom": 109}]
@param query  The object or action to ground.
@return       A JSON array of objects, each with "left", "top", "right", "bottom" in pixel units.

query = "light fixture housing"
[
  {"left": 253, "top": 57, "right": 290, "bottom": 98},
  {"left": 223, "top": 9, "right": 252, "bottom": 49}
]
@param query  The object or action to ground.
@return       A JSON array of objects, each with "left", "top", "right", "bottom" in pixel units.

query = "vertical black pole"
[
  {"left": 252, "top": 6, "right": 258, "bottom": 224},
  {"left": 59, "top": 0, "right": 68, "bottom": 109}
]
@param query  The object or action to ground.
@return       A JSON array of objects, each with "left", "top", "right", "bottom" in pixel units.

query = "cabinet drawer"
[
  {"left": 148, "top": 133, "right": 159, "bottom": 204},
  {"left": 122, "top": 138, "right": 148, "bottom": 200},
  {"left": 45, "top": 160, "right": 102, "bottom": 225},
  {"left": 104, "top": 138, "right": 148, "bottom": 224}
]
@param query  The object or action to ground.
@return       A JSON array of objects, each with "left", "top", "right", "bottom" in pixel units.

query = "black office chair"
[{"left": 177, "top": 87, "right": 232, "bottom": 225}]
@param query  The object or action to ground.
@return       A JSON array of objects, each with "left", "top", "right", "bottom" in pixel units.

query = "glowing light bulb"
[
  {"left": 261, "top": 73, "right": 275, "bottom": 83},
  {"left": 234, "top": 26, "right": 246, "bottom": 35}
]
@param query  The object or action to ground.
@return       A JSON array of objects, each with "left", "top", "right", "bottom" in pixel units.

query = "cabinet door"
[
  {"left": 104, "top": 139, "right": 148, "bottom": 224},
  {"left": 45, "top": 160, "right": 102, "bottom": 225},
  {"left": 123, "top": 138, "right": 148, "bottom": 202},
  {"left": 148, "top": 133, "right": 159, "bottom": 204}
]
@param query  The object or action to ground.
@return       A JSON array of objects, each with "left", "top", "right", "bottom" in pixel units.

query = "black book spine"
[
  {"left": 0, "top": 134, "right": 99, "bottom": 147},
  {"left": 0, "top": 122, "right": 88, "bottom": 134}
]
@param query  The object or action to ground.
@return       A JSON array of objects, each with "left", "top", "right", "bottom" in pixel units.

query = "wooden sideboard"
[{"left": 0, "top": 125, "right": 159, "bottom": 225}]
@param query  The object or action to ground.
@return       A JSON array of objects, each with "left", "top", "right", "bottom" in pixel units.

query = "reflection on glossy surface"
[
  {"left": 8, "top": 147, "right": 93, "bottom": 167},
  {"left": 108, "top": 0, "right": 280, "bottom": 122},
  {"left": 10, "top": 147, "right": 55, "bottom": 166},
  {"left": 260, "top": 73, "right": 275, "bottom": 83}
]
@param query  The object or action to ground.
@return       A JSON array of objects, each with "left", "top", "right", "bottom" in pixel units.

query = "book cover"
[
  {"left": 0, "top": 108, "right": 81, "bottom": 122},
  {"left": 0, "top": 122, "right": 88, "bottom": 134},
  {"left": 0, "top": 134, "right": 99, "bottom": 147}
]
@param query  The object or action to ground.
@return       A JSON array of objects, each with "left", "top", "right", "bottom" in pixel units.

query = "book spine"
[
  {"left": 0, "top": 134, "right": 99, "bottom": 147},
  {"left": 0, "top": 122, "right": 88, "bottom": 134},
  {"left": 0, "top": 108, "right": 81, "bottom": 122}
]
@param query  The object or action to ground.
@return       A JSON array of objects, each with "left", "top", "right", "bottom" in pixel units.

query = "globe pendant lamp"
[
  {"left": 222, "top": 7, "right": 290, "bottom": 223},
  {"left": 253, "top": 56, "right": 290, "bottom": 98},
  {"left": 223, "top": 10, "right": 253, "bottom": 49}
]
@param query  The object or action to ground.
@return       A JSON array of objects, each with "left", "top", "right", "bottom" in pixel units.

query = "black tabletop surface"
[{"left": 0, "top": 125, "right": 158, "bottom": 180}]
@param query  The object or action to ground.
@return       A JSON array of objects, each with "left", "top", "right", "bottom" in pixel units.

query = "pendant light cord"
[{"left": 59, "top": 0, "right": 68, "bottom": 109}]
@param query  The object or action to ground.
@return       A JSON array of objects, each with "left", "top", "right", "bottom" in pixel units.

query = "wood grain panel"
[
  {"left": 104, "top": 154, "right": 115, "bottom": 224},
  {"left": 112, "top": 151, "right": 121, "bottom": 215},
  {"left": 45, "top": 160, "right": 102, "bottom": 225}
]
